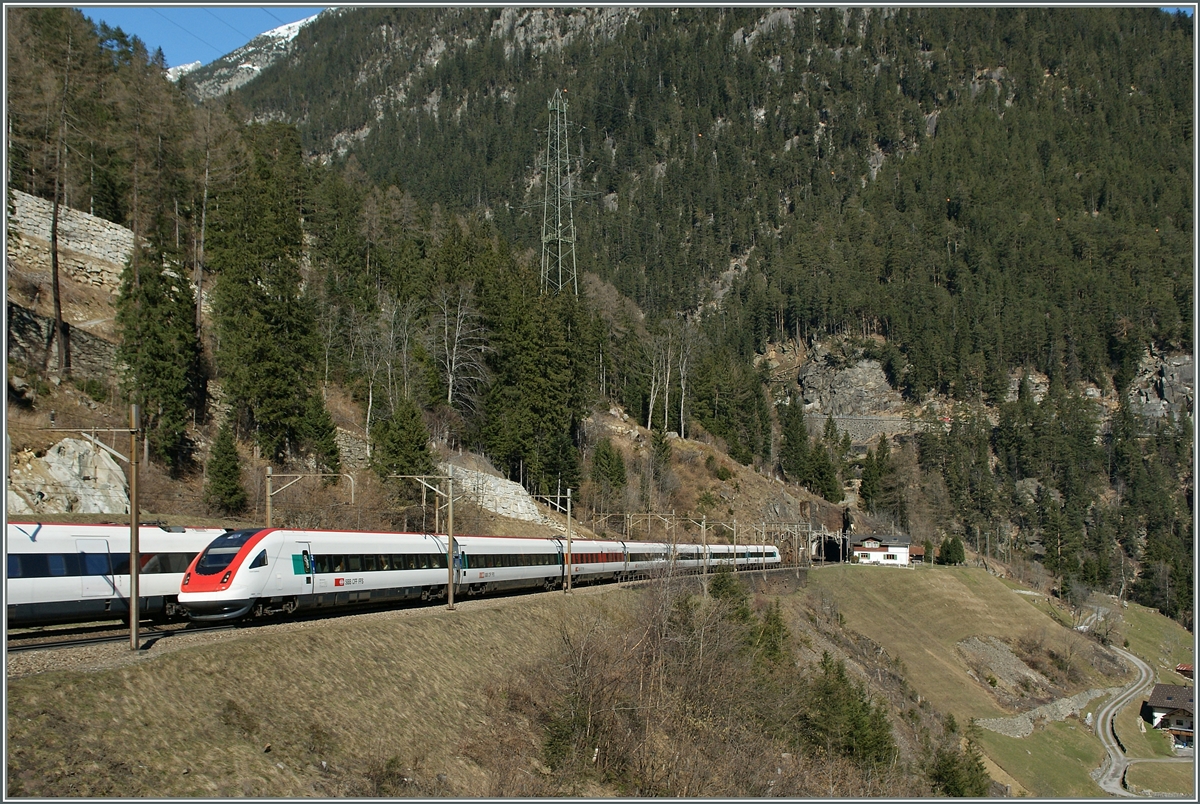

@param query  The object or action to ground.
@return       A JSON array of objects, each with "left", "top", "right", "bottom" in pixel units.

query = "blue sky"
[{"left": 75, "top": 6, "right": 325, "bottom": 69}]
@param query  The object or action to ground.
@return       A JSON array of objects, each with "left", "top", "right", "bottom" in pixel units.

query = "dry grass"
[
  {"left": 1125, "top": 760, "right": 1195, "bottom": 796},
  {"left": 5, "top": 594, "right": 607, "bottom": 797},
  {"left": 805, "top": 565, "right": 1129, "bottom": 721}
]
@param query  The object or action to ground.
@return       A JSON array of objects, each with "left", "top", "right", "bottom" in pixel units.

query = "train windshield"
[{"left": 194, "top": 529, "right": 258, "bottom": 575}]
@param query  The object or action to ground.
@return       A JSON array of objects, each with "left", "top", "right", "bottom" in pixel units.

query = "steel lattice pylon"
[{"left": 540, "top": 89, "right": 578, "bottom": 295}]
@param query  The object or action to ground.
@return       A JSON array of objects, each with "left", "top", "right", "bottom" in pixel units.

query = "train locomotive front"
[
  {"left": 178, "top": 528, "right": 453, "bottom": 621},
  {"left": 178, "top": 528, "right": 281, "bottom": 621}
]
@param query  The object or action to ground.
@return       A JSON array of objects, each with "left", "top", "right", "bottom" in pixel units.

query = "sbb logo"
[{"left": 334, "top": 578, "right": 345, "bottom": 586}]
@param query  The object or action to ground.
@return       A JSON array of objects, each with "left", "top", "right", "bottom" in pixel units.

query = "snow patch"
[
  {"left": 166, "top": 60, "right": 201, "bottom": 81},
  {"left": 262, "top": 13, "right": 321, "bottom": 43}
]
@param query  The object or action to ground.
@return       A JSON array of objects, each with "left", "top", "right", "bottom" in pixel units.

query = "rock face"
[
  {"left": 438, "top": 462, "right": 554, "bottom": 528},
  {"left": 1129, "top": 352, "right": 1193, "bottom": 421},
  {"left": 797, "top": 355, "right": 904, "bottom": 417},
  {"left": 7, "top": 438, "right": 129, "bottom": 515},
  {"left": 182, "top": 13, "right": 324, "bottom": 102}
]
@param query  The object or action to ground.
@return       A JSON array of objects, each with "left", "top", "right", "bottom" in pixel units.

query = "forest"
[{"left": 5, "top": 7, "right": 1192, "bottom": 627}]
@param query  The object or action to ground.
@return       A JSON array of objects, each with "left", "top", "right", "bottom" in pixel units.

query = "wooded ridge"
[{"left": 5, "top": 6, "right": 1192, "bottom": 629}]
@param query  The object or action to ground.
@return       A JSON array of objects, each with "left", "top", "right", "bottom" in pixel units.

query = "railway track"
[{"left": 6, "top": 622, "right": 235, "bottom": 654}]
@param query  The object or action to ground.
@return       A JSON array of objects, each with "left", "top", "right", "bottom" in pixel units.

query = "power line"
[
  {"left": 204, "top": 8, "right": 256, "bottom": 43},
  {"left": 149, "top": 9, "right": 227, "bottom": 63}
]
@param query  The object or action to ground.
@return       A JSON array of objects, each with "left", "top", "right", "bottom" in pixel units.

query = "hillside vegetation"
[
  {"left": 5, "top": 7, "right": 1192, "bottom": 630},
  {"left": 9, "top": 562, "right": 1175, "bottom": 798}
]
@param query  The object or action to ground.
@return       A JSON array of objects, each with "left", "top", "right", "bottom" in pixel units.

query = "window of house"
[{"left": 885, "top": 554, "right": 897, "bottom": 561}]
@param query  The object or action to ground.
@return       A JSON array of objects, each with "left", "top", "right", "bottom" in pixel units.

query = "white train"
[
  {"left": 178, "top": 527, "right": 782, "bottom": 621},
  {"left": 6, "top": 521, "right": 231, "bottom": 627}
]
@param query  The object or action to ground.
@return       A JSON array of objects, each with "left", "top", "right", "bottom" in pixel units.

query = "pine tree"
[
  {"left": 779, "top": 397, "right": 810, "bottom": 481},
  {"left": 115, "top": 246, "right": 203, "bottom": 472},
  {"left": 370, "top": 396, "right": 433, "bottom": 480},
  {"left": 209, "top": 122, "right": 334, "bottom": 464},
  {"left": 204, "top": 418, "right": 246, "bottom": 515}
]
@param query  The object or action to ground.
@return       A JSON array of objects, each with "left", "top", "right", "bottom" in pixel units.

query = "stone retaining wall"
[
  {"left": 976, "top": 686, "right": 1122, "bottom": 738},
  {"left": 6, "top": 302, "right": 117, "bottom": 382},
  {"left": 7, "top": 189, "right": 133, "bottom": 289}
]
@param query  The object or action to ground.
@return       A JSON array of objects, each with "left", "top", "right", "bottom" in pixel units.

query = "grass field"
[
  {"left": 974, "top": 720, "right": 1107, "bottom": 797},
  {"left": 1125, "top": 760, "right": 1195, "bottom": 796},
  {"left": 1119, "top": 600, "right": 1194, "bottom": 682},
  {"left": 805, "top": 565, "right": 1124, "bottom": 721},
  {"left": 6, "top": 593, "right": 617, "bottom": 797}
]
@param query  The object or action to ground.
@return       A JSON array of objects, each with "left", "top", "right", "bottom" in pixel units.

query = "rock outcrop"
[
  {"left": 1129, "top": 351, "right": 1193, "bottom": 421},
  {"left": 797, "top": 352, "right": 904, "bottom": 417},
  {"left": 7, "top": 438, "right": 129, "bottom": 515},
  {"left": 438, "top": 461, "right": 553, "bottom": 528}
]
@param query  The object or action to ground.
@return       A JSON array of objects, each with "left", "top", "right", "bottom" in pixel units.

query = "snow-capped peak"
[
  {"left": 261, "top": 12, "right": 322, "bottom": 43},
  {"left": 166, "top": 60, "right": 202, "bottom": 81}
]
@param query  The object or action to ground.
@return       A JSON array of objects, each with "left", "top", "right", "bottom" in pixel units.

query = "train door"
[
  {"left": 76, "top": 539, "right": 114, "bottom": 597},
  {"left": 292, "top": 542, "right": 313, "bottom": 593}
]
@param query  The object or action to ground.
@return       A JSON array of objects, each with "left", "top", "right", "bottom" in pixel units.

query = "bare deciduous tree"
[{"left": 429, "top": 282, "right": 490, "bottom": 415}]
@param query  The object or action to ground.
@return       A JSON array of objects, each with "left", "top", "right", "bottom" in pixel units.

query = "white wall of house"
[{"left": 853, "top": 544, "right": 910, "bottom": 566}]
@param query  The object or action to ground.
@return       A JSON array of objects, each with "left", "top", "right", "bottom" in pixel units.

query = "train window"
[
  {"left": 249, "top": 550, "right": 268, "bottom": 569},
  {"left": 111, "top": 553, "right": 131, "bottom": 574},
  {"left": 144, "top": 553, "right": 191, "bottom": 574},
  {"left": 7, "top": 554, "right": 21, "bottom": 578},
  {"left": 313, "top": 555, "right": 330, "bottom": 573},
  {"left": 435, "top": 554, "right": 448, "bottom": 569},
  {"left": 363, "top": 555, "right": 377, "bottom": 572},
  {"left": 47, "top": 554, "right": 68, "bottom": 576},
  {"left": 195, "top": 529, "right": 259, "bottom": 575},
  {"left": 347, "top": 555, "right": 362, "bottom": 572},
  {"left": 333, "top": 556, "right": 346, "bottom": 572},
  {"left": 21, "top": 555, "right": 50, "bottom": 577},
  {"left": 80, "top": 552, "right": 110, "bottom": 576},
  {"left": 378, "top": 555, "right": 391, "bottom": 571}
]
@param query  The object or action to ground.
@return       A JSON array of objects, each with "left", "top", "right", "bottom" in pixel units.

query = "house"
[
  {"left": 852, "top": 536, "right": 910, "bottom": 567},
  {"left": 1176, "top": 663, "right": 1193, "bottom": 680},
  {"left": 1144, "top": 684, "right": 1193, "bottom": 749},
  {"left": 910, "top": 544, "right": 926, "bottom": 564}
]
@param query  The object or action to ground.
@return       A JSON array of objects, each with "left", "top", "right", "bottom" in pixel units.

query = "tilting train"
[
  {"left": 178, "top": 527, "right": 782, "bottom": 622},
  {"left": 6, "top": 521, "right": 231, "bottom": 627}
]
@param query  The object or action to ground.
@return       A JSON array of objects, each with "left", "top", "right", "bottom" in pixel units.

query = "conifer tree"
[
  {"left": 205, "top": 418, "right": 246, "bottom": 514},
  {"left": 209, "top": 122, "right": 338, "bottom": 467},
  {"left": 370, "top": 396, "right": 433, "bottom": 480},
  {"left": 115, "top": 243, "right": 203, "bottom": 472},
  {"left": 779, "top": 397, "right": 810, "bottom": 481}
]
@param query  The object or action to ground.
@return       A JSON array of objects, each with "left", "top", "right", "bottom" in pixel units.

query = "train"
[
  {"left": 6, "top": 521, "right": 231, "bottom": 627},
  {"left": 177, "top": 527, "right": 782, "bottom": 622}
]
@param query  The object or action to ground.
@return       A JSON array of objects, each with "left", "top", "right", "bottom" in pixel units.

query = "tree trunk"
[
  {"left": 49, "top": 182, "right": 70, "bottom": 375},
  {"left": 49, "top": 32, "right": 74, "bottom": 376}
]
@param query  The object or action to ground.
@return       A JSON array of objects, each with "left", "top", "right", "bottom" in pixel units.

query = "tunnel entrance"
[{"left": 814, "top": 535, "right": 847, "bottom": 563}]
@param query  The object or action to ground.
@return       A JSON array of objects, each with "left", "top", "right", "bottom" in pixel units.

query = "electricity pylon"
[{"left": 540, "top": 89, "right": 578, "bottom": 295}]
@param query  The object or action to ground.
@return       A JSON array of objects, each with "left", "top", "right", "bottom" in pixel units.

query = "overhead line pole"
[
  {"left": 389, "top": 472, "right": 456, "bottom": 610},
  {"left": 42, "top": 410, "right": 142, "bottom": 650}
]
